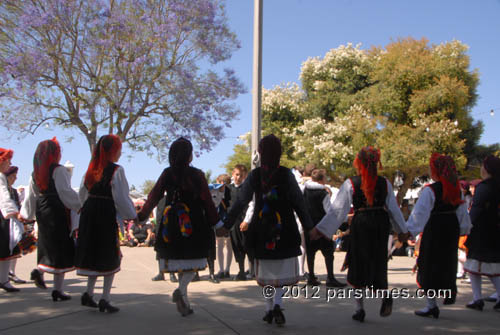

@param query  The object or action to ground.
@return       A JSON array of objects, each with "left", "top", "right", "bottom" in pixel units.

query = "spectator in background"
[
  {"left": 128, "top": 207, "right": 153, "bottom": 247},
  {"left": 303, "top": 168, "right": 345, "bottom": 287},
  {"left": 5, "top": 166, "right": 26, "bottom": 284},
  {"left": 215, "top": 174, "right": 233, "bottom": 279}
]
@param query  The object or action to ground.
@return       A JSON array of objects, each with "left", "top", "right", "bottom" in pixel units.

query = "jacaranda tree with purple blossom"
[{"left": 0, "top": 0, "right": 244, "bottom": 159}]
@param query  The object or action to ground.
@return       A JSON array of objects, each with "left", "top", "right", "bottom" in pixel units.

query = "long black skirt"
[
  {"left": 417, "top": 213, "right": 459, "bottom": 293},
  {"left": 35, "top": 195, "right": 75, "bottom": 273},
  {"left": 346, "top": 210, "right": 390, "bottom": 289},
  {"left": 0, "top": 216, "right": 20, "bottom": 261},
  {"left": 75, "top": 198, "right": 120, "bottom": 276}
]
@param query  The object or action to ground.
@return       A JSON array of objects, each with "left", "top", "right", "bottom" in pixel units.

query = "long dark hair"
[{"left": 258, "top": 134, "right": 282, "bottom": 193}]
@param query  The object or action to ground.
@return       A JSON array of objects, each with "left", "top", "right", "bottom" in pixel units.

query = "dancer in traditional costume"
[
  {"left": 310, "top": 146, "right": 407, "bottom": 322},
  {"left": 138, "top": 137, "right": 218, "bottom": 317},
  {"left": 463, "top": 155, "right": 500, "bottom": 311},
  {"left": 75, "top": 135, "right": 136, "bottom": 313},
  {"left": 219, "top": 134, "right": 313, "bottom": 326},
  {"left": 0, "top": 149, "right": 21, "bottom": 292},
  {"left": 407, "top": 153, "right": 471, "bottom": 318},
  {"left": 5, "top": 166, "right": 27, "bottom": 284},
  {"left": 21, "top": 138, "right": 81, "bottom": 300}
]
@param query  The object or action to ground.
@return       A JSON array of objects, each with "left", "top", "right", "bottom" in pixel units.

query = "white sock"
[
  {"left": 9, "top": 258, "right": 17, "bottom": 274},
  {"left": 265, "top": 297, "right": 274, "bottom": 311},
  {"left": 225, "top": 240, "right": 233, "bottom": 272},
  {"left": 299, "top": 232, "right": 306, "bottom": 275},
  {"left": 274, "top": 287, "right": 284, "bottom": 307},
  {"left": 355, "top": 297, "right": 364, "bottom": 311},
  {"left": 0, "top": 260, "right": 12, "bottom": 286},
  {"left": 469, "top": 273, "right": 482, "bottom": 301},
  {"left": 217, "top": 238, "right": 224, "bottom": 273},
  {"left": 178, "top": 271, "right": 196, "bottom": 307},
  {"left": 489, "top": 276, "right": 500, "bottom": 301},
  {"left": 102, "top": 274, "right": 114, "bottom": 302},
  {"left": 87, "top": 276, "right": 97, "bottom": 296},
  {"left": 53, "top": 273, "right": 65, "bottom": 292},
  {"left": 427, "top": 297, "right": 437, "bottom": 309}
]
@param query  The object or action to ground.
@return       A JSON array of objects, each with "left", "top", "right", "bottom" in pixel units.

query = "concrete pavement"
[{"left": 1, "top": 247, "right": 499, "bottom": 334}]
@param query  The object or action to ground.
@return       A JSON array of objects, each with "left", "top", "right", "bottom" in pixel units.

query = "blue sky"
[{"left": 5, "top": 0, "right": 500, "bottom": 190}]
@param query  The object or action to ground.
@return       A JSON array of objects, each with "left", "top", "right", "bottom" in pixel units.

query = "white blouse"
[
  {"left": 316, "top": 177, "right": 408, "bottom": 239},
  {"left": 79, "top": 165, "right": 136, "bottom": 221},
  {"left": 21, "top": 166, "right": 81, "bottom": 220},
  {"left": 0, "top": 173, "right": 18, "bottom": 217},
  {"left": 406, "top": 186, "right": 471, "bottom": 237}
]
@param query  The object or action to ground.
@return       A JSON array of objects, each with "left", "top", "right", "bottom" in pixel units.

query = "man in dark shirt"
[{"left": 128, "top": 218, "right": 153, "bottom": 247}]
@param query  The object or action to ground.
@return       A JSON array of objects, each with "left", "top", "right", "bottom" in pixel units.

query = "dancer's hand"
[
  {"left": 309, "top": 227, "right": 325, "bottom": 240},
  {"left": 239, "top": 221, "right": 249, "bottom": 232}
]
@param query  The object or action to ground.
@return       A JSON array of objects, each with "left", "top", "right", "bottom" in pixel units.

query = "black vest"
[
  {"left": 429, "top": 182, "right": 459, "bottom": 214},
  {"left": 87, "top": 163, "right": 118, "bottom": 198},
  {"left": 304, "top": 187, "right": 328, "bottom": 226},
  {"left": 351, "top": 175, "right": 387, "bottom": 210}
]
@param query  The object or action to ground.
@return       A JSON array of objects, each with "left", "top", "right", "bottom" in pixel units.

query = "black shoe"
[
  {"left": 414, "top": 307, "right": 439, "bottom": 319},
  {"left": 272, "top": 304, "right": 285, "bottom": 326},
  {"left": 192, "top": 272, "right": 200, "bottom": 282},
  {"left": 208, "top": 274, "right": 220, "bottom": 284},
  {"left": 352, "top": 309, "right": 365, "bottom": 322},
  {"left": 494, "top": 301, "right": 500, "bottom": 311},
  {"left": 234, "top": 272, "right": 247, "bottom": 281},
  {"left": 169, "top": 273, "right": 178, "bottom": 283},
  {"left": 263, "top": 310, "right": 273, "bottom": 324},
  {"left": 307, "top": 276, "right": 321, "bottom": 286},
  {"left": 81, "top": 292, "right": 98, "bottom": 308},
  {"left": 326, "top": 277, "right": 346, "bottom": 288},
  {"left": 443, "top": 292, "right": 456, "bottom": 305},
  {"left": 172, "top": 288, "right": 190, "bottom": 316},
  {"left": 380, "top": 297, "right": 393, "bottom": 317},
  {"left": 98, "top": 299, "right": 120, "bottom": 313},
  {"left": 30, "top": 269, "right": 47, "bottom": 289},
  {"left": 151, "top": 273, "right": 165, "bottom": 281},
  {"left": 52, "top": 290, "right": 71, "bottom": 302},
  {"left": 484, "top": 296, "right": 497, "bottom": 303},
  {"left": 0, "top": 281, "right": 20, "bottom": 293},
  {"left": 9, "top": 272, "right": 27, "bottom": 284},
  {"left": 466, "top": 300, "right": 484, "bottom": 311},
  {"left": 223, "top": 271, "right": 230, "bottom": 279}
]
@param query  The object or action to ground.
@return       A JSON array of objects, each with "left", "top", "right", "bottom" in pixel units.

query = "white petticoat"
[
  {"left": 255, "top": 257, "right": 299, "bottom": 287},
  {"left": 464, "top": 258, "right": 500, "bottom": 277},
  {"left": 164, "top": 258, "right": 207, "bottom": 273}
]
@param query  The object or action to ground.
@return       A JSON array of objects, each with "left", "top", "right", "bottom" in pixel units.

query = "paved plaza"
[{"left": 1, "top": 247, "right": 499, "bottom": 334}]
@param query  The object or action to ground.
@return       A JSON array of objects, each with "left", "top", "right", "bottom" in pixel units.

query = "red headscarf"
[
  {"left": 353, "top": 146, "right": 382, "bottom": 206},
  {"left": 0, "top": 148, "right": 13, "bottom": 162},
  {"left": 429, "top": 153, "right": 463, "bottom": 206},
  {"left": 84, "top": 135, "right": 122, "bottom": 189},
  {"left": 33, "top": 137, "right": 61, "bottom": 191}
]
